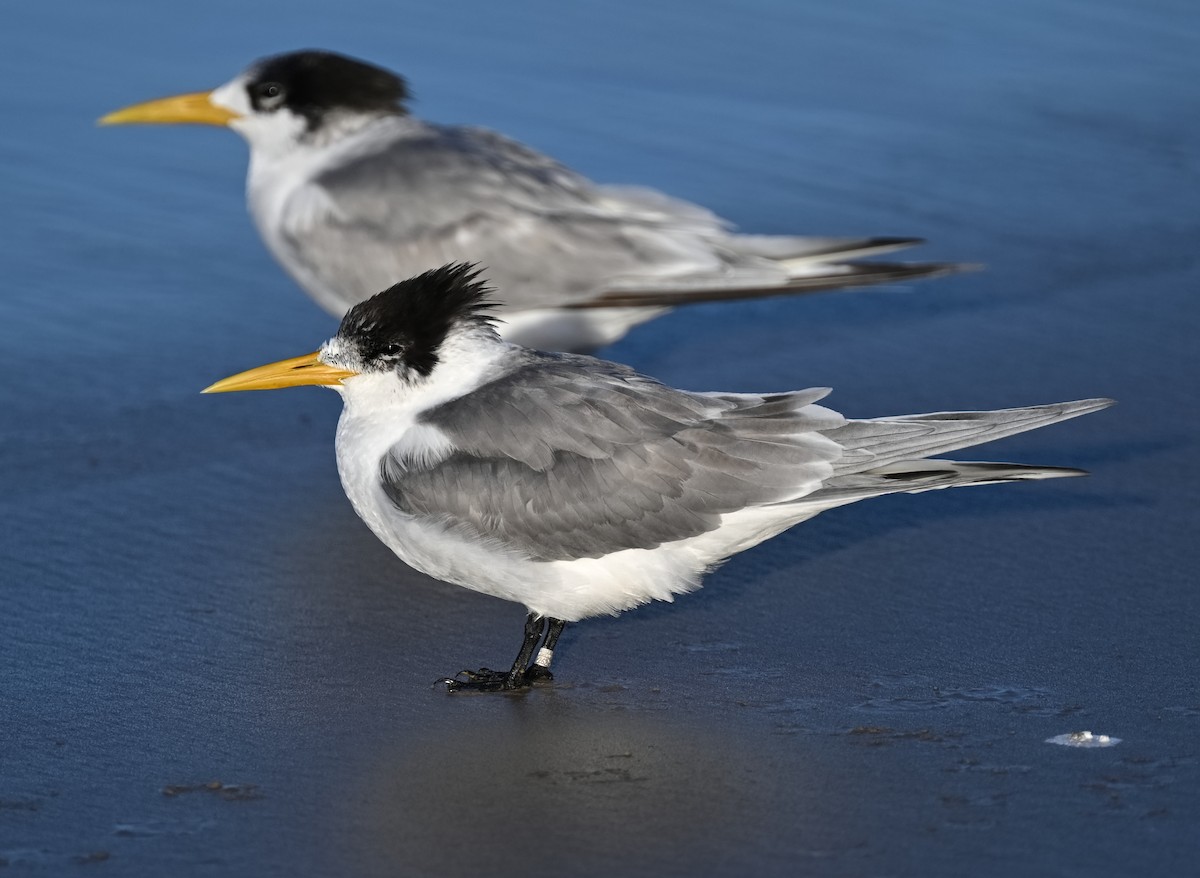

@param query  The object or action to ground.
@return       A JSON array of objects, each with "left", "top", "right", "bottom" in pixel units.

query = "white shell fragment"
[{"left": 1045, "top": 730, "right": 1122, "bottom": 748}]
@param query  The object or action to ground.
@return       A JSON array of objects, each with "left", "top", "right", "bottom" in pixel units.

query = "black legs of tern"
[
  {"left": 441, "top": 613, "right": 569, "bottom": 692},
  {"left": 502, "top": 612, "right": 547, "bottom": 688},
  {"left": 526, "top": 617, "right": 566, "bottom": 682}
]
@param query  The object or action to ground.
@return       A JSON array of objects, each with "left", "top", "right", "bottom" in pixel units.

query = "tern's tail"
[
  {"left": 800, "top": 397, "right": 1114, "bottom": 504},
  {"left": 824, "top": 398, "right": 1114, "bottom": 475},
  {"left": 806, "top": 460, "right": 1089, "bottom": 505},
  {"left": 566, "top": 236, "right": 975, "bottom": 310}
]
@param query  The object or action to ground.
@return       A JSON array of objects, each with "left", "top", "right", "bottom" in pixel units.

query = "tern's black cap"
[
  {"left": 338, "top": 264, "right": 497, "bottom": 376},
  {"left": 246, "top": 50, "right": 410, "bottom": 126}
]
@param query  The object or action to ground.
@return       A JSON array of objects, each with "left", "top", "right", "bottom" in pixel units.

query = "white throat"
[
  {"left": 329, "top": 328, "right": 514, "bottom": 470},
  {"left": 328, "top": 329, "right": 515, "bottom": 560}
]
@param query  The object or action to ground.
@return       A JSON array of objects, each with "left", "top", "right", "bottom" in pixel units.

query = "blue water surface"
[{"left": 1, "top": 1, "right": 1197, "bottom": 875}]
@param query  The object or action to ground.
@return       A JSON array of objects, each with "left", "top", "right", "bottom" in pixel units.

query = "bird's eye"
[
  {"left": 378, "top": 342, "right": 404, "bottom": 358},
  {"left": 253, "top": 82, "right": 285, "bottom": 106}
]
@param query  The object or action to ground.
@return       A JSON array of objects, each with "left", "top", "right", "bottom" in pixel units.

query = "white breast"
[
  {"left": 244, "top": 143, "right": 349, "bottom": 314},
  {"left": 330, "top": 335, "right": 551, "bottom": 594},
  {"left": 240, "top": 116, "right": 417, "bottom": 316}
]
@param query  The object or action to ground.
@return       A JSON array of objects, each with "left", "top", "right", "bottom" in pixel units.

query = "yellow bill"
[
  {"left": 99, "top": 91, "right": 241, "bottom": 127},
  {"left": 202, "top": 352, "right": 357, "bottom": 394}
]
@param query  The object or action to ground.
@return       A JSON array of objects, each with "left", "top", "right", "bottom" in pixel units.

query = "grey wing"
[
  {"left": 279, "top": 123, "right": 740, "bottom": 312},
  {"left": 379, "top": 352, "right": 845, "bottom": 561}
]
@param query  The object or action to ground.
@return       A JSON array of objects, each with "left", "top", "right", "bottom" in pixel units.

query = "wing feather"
[
  {"left": 280, "top": 122, "right": 741, "bottom": 311},
  {"left": 379, "top": 351, "right": 842, "bottom": 561}
]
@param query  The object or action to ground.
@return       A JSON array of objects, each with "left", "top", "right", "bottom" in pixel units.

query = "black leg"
[
  {"left": 543, "top": 618, "right": 566, "bottom": 652},
  {"left": 525, "top": 617, "right": 567, "bottom": 682},
  {"left": 441, "top": 613, "right": 551, "bottom": 693}
]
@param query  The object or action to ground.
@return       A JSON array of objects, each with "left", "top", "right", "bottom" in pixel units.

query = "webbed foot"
[
  {"left": 438, "top": 666, "right": 541, "bottom": 692},
  {"left": 437, "top": 615, "right": 567, "bottom": 694}
]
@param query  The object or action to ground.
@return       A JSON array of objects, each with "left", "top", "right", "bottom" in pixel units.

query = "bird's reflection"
[{"left": 324, "top": 696, "right": 834, "bottom": 874}]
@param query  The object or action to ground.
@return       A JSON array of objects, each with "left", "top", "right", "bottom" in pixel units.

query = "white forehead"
[
  {"left": 318, "top": 336, "right": 363, "bottom": 371},
  {"left": 210, "top": 71, "right": 309, "bottom": 155},
  {"left": 210, "top": 74, "right": 252, "bottom": 116}
]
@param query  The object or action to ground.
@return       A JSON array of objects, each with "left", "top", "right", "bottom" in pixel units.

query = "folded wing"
[
  {"left": 281, "top": 122, "right": 964, "bottom": 318},
  {"left": 379, "top": 352, "right": 845, "bottom": 561}
]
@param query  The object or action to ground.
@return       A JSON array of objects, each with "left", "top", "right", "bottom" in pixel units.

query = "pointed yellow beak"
[
  {"left": 202, "top": 352, "right": 358, "bottom": 394},
  {"left": 99, "top": 91, "right": 241, "bottom": 127}
]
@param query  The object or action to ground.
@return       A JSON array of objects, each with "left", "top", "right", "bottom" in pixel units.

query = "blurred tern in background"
[
  {"left": 103, "top": 50, "right": 970, "bottom": 352},
  {"left": 204, "top": 264, "right": 1111, "bottom": 692}
]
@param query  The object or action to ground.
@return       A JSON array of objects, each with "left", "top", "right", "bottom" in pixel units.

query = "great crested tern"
[
  {"left": 104, "top": 49, "right": 969, "bottom": 352},
  {"left": 204, "top": 264, "right": 1111, "bottom": 692}
]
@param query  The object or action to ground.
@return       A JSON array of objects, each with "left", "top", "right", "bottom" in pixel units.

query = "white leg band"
[{"left": 534, "top": 647, "right": 554, "bottom": 668}]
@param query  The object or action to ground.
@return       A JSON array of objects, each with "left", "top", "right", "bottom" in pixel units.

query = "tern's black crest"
[
  {"left": 338, "top": 264, "right": 497, "bottom": 377},
  {"left": 247, "top": 50, "right": 409, "bottom": 127}
]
